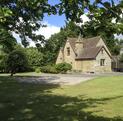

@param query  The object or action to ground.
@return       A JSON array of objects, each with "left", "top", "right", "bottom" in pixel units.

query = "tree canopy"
[
  {"left": 0, "top": 0, "right": 57, "bottom": 47},
  {"left": 0, "top": 0, "right": 123, "bottom": 47}
]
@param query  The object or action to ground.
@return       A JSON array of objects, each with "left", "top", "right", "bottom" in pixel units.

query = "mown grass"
[{"left": 0, "top": 75, "right": 123, "bottom": 121}]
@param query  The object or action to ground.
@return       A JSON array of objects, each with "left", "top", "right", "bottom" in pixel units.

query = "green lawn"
[{"left": 0, "top": 76, "right": 123, "bottom": 121}]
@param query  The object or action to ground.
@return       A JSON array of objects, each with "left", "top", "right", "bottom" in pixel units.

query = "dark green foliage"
[
  {"left": 120, "top": 54, "right": 123, "bottom": 62},
  {"left": 41, "top": 65, "right": 58, "bottom": 74},
  {"left": 6, "top": 50, "right": 28, "bottom": 76},
  {"left": 112, "top": 45, "right": 121, "bottom": 56},
  {"left": 0, "top": 0, "right": 57, "bottom": 47},
  {"left": 0, "top": 0, "right": 56, "bottom": 47},
  {"left": 0, "top": 0, "right": 122, "bottom": 48},
  {"left": 0, "top": 26, "right": 17, "bottom": 53},
  {"left": 58, "top": 0, "right": 121, "bottom": 23},
  {"left": 25, "top": 47, "right": 44, "bottom": 66},
  {"left": 0, "top": 55, "right": 7, "bottom": 73},
  {"left": 55, "top": 62, "right": 72, "bottom": 73},
  {"left": 40, "top": 62, "right": 72, "bottom": 74}
]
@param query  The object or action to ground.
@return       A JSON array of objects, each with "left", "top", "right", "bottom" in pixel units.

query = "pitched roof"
[
  {"left": 83, "top": 36, "right": 101, "bottom": 48},
  {"left": 67, "top": 36, "right": 110, "bottom": 60},
  {"left": 75, "top": 46, "right": 102, "bottom": 60},
  {"left": 68, "top": 36, "right": 101, "bottom": 51},
  {"left": 67, "top": 37, "right": 77, "bottom": 52}
]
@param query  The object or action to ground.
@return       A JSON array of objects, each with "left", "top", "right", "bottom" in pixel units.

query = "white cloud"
[
  {"left": 12, "top": 32, "right": 36, "bottom": 47},
  {"left": 115, "top": 34, "right": 123, "bottom": 40},
  {"left": 35, "top": 21, "right": 60, "bottom": 39},
  {"left": 80, "top": 14, "right": 90, "bottom": 24},
  {"left": 12, "top": 32, "right": 21, "bottom": 44},
  {"left": 76, "top": 14, "right": 90, "bottom": 26},
  {"left": 12, "top": 21, "right": 60, "bottom": 47}
]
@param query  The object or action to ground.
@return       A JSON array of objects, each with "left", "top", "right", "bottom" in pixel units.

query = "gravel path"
[
  {"left": 17, "top": 74, "right": 95, "bottom": 85},
  {"left": 16, "top": 72, "right": 123, "bottom": 85}
]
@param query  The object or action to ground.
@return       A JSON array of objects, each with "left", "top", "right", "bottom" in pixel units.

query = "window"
[
  {"left": 67, "top": 47, "right": 70, "bottom": 56},
  {"left": 100, "top": 59, "right": 105, "bottom": 66}
]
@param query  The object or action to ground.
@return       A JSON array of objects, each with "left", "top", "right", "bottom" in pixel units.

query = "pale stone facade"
[{"left": 56, "top": 36, "right": 112, "bottom": 73}]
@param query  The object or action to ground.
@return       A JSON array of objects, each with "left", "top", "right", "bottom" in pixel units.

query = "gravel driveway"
[
  {"left": 16, "top": 72, "right": 123, "bottom": 85},
  {"left": 17, "top": 73, "right": 96, "bottom": 85}
]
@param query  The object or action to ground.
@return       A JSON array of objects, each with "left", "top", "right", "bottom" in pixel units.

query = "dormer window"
[{"left": 67, "top": 47, "right": 70, "bottom": 56}]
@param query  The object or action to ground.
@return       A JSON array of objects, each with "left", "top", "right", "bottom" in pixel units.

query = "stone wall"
[
  {"left": 63, "top": 40, "right": 76, "bottom": 69},
  {"left": 56, "top": 49, "right": 64, "bottom": 64},
  {"left": 56, "top": 40, "right": 76, "bottom": 69},
  {"left": 75, "top": 60, "right": 95, "bottom": 72},
  {"left": 95, "top": 48, "right": 112, "bottom": 72}
]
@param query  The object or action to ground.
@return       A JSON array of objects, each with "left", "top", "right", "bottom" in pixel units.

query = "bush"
[
  {"left": 41, "top": 65, "right": 58, "bottom": 74},
  {"left": 6, "top": 50, "right": 28, "bottom": 76},
  {"left": 35, "top": 67, "right": 41, "bottom": 73},
  {"left": 55, "top": 62, "right": 72, "bottom": 73}
]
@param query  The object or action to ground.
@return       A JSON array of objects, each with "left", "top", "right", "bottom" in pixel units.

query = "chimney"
[{"left": 75, "top": 34, "right": 84, "bottom": 57}]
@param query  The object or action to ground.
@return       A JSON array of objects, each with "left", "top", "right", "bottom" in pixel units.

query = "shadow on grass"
[{"left": 0, "top": 76, "right": 123, "bottom": 121}]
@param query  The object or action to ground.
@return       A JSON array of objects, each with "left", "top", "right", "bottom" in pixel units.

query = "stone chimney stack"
[{"left": 75, "top": 34, "right": 84, "bottom": 57}]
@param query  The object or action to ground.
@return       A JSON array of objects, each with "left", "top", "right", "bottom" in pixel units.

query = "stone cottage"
[{"left": 56, "top": 36, "right": 112, "bottom": 73}]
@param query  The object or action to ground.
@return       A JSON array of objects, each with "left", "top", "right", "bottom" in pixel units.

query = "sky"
[{"left": 13, "top": 0, "right": 122, "bottom": 46}]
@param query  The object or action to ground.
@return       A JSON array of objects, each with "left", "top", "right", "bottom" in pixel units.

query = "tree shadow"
[
  {"left": 15, "top": 76, "right": 61, "bottom": 85},
  {"left": 0, "top": 76, "right": 123, "bottom": 121}
]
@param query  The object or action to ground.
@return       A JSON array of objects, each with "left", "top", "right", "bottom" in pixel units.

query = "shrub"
[
  {"left": 55, "top": 62, "right": 72, "bottom": 73},
  {"left": 49, "top": 66, "right": 58, "bottom": 74},
  {"left": 6, "top": 50, "right": 28, "bottom": 76},
  {"left": 41, "top": 65, "right": 58, "bottom": 74},
  {"left": 35, "top": 67, "right": 41, "bottom": 73}
]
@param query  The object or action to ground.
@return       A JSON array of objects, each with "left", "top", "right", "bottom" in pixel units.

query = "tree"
[
  {"left": 25, "top": 47, "right": 44, "bottom": 67},
  {"left": 0, "top": 51, "right": 7, "bottom": 73},
  {"left": 0, "top": 0, "right": 57, "bottom": 47},
  {"left": 6, "top": 50, "right": 28, "bottom": 76},
  {"left": 58, "top": 0, "right": 121, "bottom": 23},
  {"left": 1, "top": 0, "right": 122, "bottom": 48},
  {"left": 0, "top": 27, "right": 16, "bottom": 72},
  {"left": 0, "top": 26, "right": 17, "bottom": 53}
]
